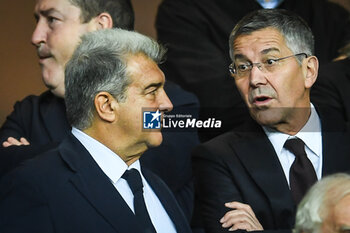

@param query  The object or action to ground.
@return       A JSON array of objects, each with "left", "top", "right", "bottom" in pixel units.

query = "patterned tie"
[
  {"left": 122, "top": 169, "right": 157, "bottom": 233},
  {"left": 284, "top": 138, "right": 318, "bottom": 204}
]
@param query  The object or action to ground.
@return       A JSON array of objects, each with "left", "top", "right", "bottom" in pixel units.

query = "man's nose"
[
  {"left": 31, "top": 20, "right": 47, "bottom": 46},
  {"left": 249, "top": 65, "right": 268, "bottom": 87},
  {"left": 159, "top": 91, "right": 173, "bottom": 113}
]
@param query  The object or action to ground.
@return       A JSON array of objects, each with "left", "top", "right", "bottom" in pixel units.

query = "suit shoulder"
[
  {"left": 3, "top": 147, "right": 68, "bottom": 186},
  {"left": 192, "top": 130, "right": 240, "bottom": 160},
  {"left": 6, "top": 91, "right": 57, "bottom": 121},
  {"left": 13, "top": 91, "right": 53, "bottom": 108},
  {"left": 203, "top": 130, "right": 239, "bottom": 147}
]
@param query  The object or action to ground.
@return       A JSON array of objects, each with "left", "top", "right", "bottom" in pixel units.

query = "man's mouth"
[
  {"left": 37, "top": 48, "right": 52, "bottom": 63},
  {"left": 38, "top": 55, "right": 52, "bottom": 64},
  {"left": 39, "top": 54, "right": 51, "bottom": 59},
  {"left": 252, "top": 95, "right": 273, "bottom": 106}
]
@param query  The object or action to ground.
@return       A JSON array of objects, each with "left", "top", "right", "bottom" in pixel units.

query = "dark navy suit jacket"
[
  {"left": 0, "top": 81, "right": 200, "bottom": 220},
  {"left": 0, "top": 133, "right": 192, "bottom": 233},
  {"left": 192, "top": 108, "right": 350, "bottom": 233},
  {"left": 311, "top": 58, "right": 350, "bottom": 125}
]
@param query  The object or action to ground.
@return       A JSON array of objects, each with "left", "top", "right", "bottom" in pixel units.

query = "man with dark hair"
[
  {"left": 0, "top": 0, "right": 134, "bottom": 169},
  {"left": 0, "top": 0, "right": 199, "bottom": 219},
  {"left": 193, "top": 9, "right": 350, "bottom": 233},
  {"left": 0, "top": 28, "right": 192, "bottom": 233},
  {"left": 67, "top": 0, "right": 134, "bottom": 29}
]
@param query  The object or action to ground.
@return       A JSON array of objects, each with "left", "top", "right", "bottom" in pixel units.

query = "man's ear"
[
  {"left": 94, "top": 92, "right": 118, "bottom": 123},
  {"left": 304, "top": 55, "right": 319, "bottom": 89},
  {"left": 96, "top": 12, "right": 113, "bottom": 29}
]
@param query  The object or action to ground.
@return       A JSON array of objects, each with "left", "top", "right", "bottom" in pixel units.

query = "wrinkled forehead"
[
  {"left": 34, "top": 0, "right": 77, "bottom": 13},
  {"left": 232, "top": 27, "right": 290, "bottom": 59}
]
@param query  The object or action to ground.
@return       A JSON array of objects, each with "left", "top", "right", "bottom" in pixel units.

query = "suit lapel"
[
  {"left": 230, "top": 122, "right": 295, "bottom": 224},
  {"left": 142, "top": 169, "right": 190, "bottom": 233},
  {"left": 59, "top": 134, "right": 143, "bottom": 233}
]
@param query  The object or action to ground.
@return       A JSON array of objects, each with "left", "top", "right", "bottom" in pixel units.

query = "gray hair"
[
  {"left": 65, "top": 28, "right": 166, "bottom": 130},
  {"left": 294, "top": 173, "right": 350, "bottom": 233},
  {"left": 68, "top": 0, "right": 134, "bottom": 30},
  {"left": 229, "top": 9, "right": 314, "bottom": 63}
]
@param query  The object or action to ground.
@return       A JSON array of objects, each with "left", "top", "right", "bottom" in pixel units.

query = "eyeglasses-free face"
[{"left": 229, "top": 53, "right": 308, "bottom": 79}]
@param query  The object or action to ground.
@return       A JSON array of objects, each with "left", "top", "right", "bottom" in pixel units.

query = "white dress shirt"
[
  {"left": 72, "top": 128, "right": 177, "bottom": 233},
  {"left": 263, "top": 104, "right": 323, "bottom": 187}
]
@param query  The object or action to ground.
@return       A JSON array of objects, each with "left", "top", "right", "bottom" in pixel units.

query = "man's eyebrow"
[
  {"left": 34, "top": 8, "right": 58, "bottom": 19},
  {"left": 234, "top": 54, "right": 248, "bottom": 60},
  {"left": 144, "top": 82, "right": 162, "bottom": 90},
  {"left": 261, "top": 48, "right": 280, "bottom": 55},
  {"left": 233, "top": 48, "right": 281, "bottom": 61}
]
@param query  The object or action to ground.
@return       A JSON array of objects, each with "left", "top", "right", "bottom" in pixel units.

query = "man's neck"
[
  {"left": 83, "top": 126, "right": 146, "bottom": 166},
  {"left": 268, "top": 107, "right": 312, "bottom": 135}
]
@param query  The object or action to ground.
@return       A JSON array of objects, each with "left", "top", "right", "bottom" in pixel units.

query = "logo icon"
[{"left": 143, "top": 110, "right": 161, "bottom": 129}]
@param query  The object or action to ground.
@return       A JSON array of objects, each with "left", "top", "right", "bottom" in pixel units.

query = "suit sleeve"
[
  {"left": 0, "top": 96, "right": 60, "bottom": 178},
  {"left": 0, "top": 99, "right": 30, "bottom": 143},
  {"left": 192, "top": 144, "right": 292, "bottom": 233},
  {"left": 0, "top": 168, "right": 55, "bottom": 233},
  {"left": 0, "top": 143, "right": 59, "bottom": 178},
  {"left": 193, "top": 144, "right": 246, "bottom": 233}
]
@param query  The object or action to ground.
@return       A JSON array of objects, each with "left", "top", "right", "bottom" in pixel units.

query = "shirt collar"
[
  {"left": 71, "top": 127, "right": 141, "bottom": 184},
  {"left": 263, "top": 103, "right": 322, "bottom": 156}
]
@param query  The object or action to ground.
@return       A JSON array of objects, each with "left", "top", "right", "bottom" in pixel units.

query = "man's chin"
[
  {"left": 250, "top": 108, "right": 284, "bottom": 126},
  {"left": 146, "top": 134, "right": 163, "bottom": 148},
  {"left": 44, "top": 81, "right": 64, "bottom": 98}
]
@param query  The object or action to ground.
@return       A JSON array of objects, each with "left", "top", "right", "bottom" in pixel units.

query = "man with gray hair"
[
  {"left": 0, "top": 0, "right": 199, "bottom": 220},
  {"left": 0, "top": 28, "right": 192, "bottom": 233},
  {"left": 193, "top": 9, "right": 350, "bottom": 233},
  {"left": 294, "top": 173, "right": 350, "bottom": 233}
]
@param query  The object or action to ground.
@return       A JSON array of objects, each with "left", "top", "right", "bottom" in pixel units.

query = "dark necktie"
[
  {"left": 122, "top": 169, "right": 157, "bottom": 233},
  {"left": 284, "top": 138, "right": 318, "bottom": 204}
]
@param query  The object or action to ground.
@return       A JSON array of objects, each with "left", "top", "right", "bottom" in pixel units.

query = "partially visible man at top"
[
  {"left": 294, "top": 173, "right": 350, "bottom": 233},
  {"left": 0, "top": 28, "right": 192, "bottom": 233},
  {"left": 0, "top": 0, "right": 199, "bottom": 220},
  {"left": 192, "top": 9, "right": 350, "bottom": 233},
  {"left": 0, "top": 0, "right": 133, "bottom": 164}
]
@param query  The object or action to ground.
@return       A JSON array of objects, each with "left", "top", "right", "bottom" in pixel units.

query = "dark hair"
[
  {"left": 68, "top": 0, "right": 134, "bottom": 30},
  {"left": 65, "top": 29, "right": 166, "bottom": 130},
  {"left": 229, "top": 9, "right": 314, "bottom": 63}
]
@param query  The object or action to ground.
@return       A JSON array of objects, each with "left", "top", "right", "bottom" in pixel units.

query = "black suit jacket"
[
  {"left": 0, "top": 91, "right": 70, "bottom": 175},
  {"left": 192, "top": 110, "right": 350, "bottom": 233},
  {"left": 156, "top": 0, "right": 350, "bottom": 141},
  {"left": 311, "top": 58, "right": 350, "bottom": 124},
  {"left": 0, "top": 133, "right": 192, "bottom": 233},
  {"left": 0, "top": 81, "right": 200, "bottom": 220}
]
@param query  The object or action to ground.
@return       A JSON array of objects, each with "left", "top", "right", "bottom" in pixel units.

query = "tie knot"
[
  {"left": 122, "top": 168, "right": 143, "bottom": 195},
  {"left": 284, "top": 138, "right": 306, "bottom": 157}
]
